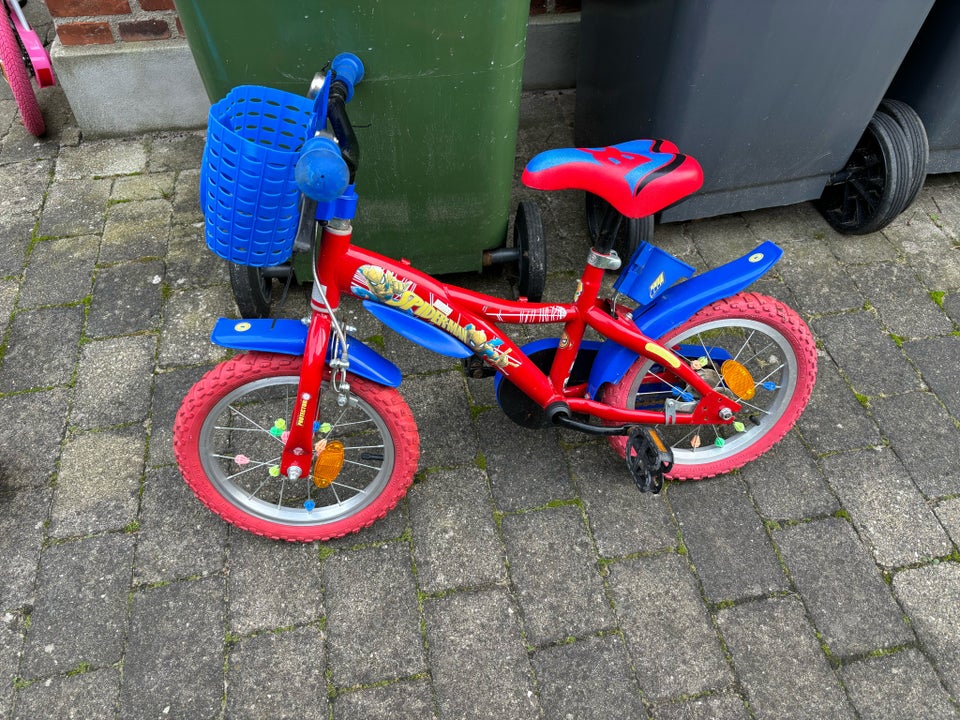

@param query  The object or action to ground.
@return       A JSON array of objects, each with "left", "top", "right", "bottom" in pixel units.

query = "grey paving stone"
[
  {"left": 402, "top": 371, "right": 479, "bottom": 472},
  {"left": 670, "top": 478, "right": 786, "bottom": 603},
  {"left": 716, "top": 596, "right": 854, "bottom": 720},
  {"left": 846, "top": 262, "right": 955, "bottom": 339},
  {"left": 652, "top": 691, "right": 750, "bottom": 720},
  {"left": 22, "top": 535, "right": 134, "bottom": 677},
  {"left": 12, "top": 667, "right": 120, "bottom": 720},
  {"left": 477, "top": 411, "right": 573, "bottom": 511},
  {"left": 608, "top": 553, "right": 731, "bottom": 701},
  {"left": 0, "top": 388, "right": 70, "bottom": 489},
  {"left": 18, "top": 236, "right": 99, "bottom": 308},
  {"left": 71, "top": 334, "right": 156, "bottom": 429},
  {"left": 797, "top": 357, "right": 881, "bottom": 454},
  {"left": 841, "top": 649, "right": 960, "bottom": 720},
  {"left": 885, "top": 205, "right": 960, "bottom": 291},
  {"left": 86, "top": 259, "right": 164, "bottom": 338},
  {"left": 566, "top": 443, "right": 677, "bottom": 557},
  {"left": 775, "top": 518, "right": 912, "bottom": 657},
  {"left": 50, "top": 427, "right": 145, "bottom": 538},
  {"left": 532, "top": 633, "right": 647, "bottom": 720},
  {"left": 905, "top": 336, "right": 960, "bottom": 420},
  {"left": 134, "top": 466, "right": 227, "bottom": 585},
  {"left": 943, "top": 291, "right": 960, "bottom": 326},
  {"left": 893, "top": 563, "right": 960, "bottom": 698},
  {"left": 0, "top": 610, "right": 25, "bottom": 718},
  {"left": 100, "top": 198, "right": 172, "bottom": 263},
  {"left": 54, "top": 138, "right": 147, "bottom": 180},
  {"left": 0, "top": 489, "right": 49, "bottom": 610},
  {"left": 776, "top": 238, "right": 863, "bottom": 314},
  {"left": 37, "top": 178, "right": 111, "bottom": 238},
  {"left": 157, "top": 284, "right": 235, "bottom": 367},
  {"left": 147, "top": 363, "right": 209, "bottom": 468},
  {"left": 823, "top": 448, "right": 953, "bottom": 568},
  {"left": 332, "top": 680, "right": 437, "bottom": 720},
  {"left": 172, "top": 168, "right": 202, "bottom": 226},
  {"left": 0, "top": 305, "right": 83, "bottom": 392},
  {"left": 423, "top": 588, "right": 538, "bottom": 720},
  {"left": 148, "top": 132, "right": 204, "bottom": 172},
  {"left": 165, "top": 228, "right": 229, "bottom": 289},
  {"left": 111, "top": 171, "right": 175, "bottom": 202},
  {"left": 226, "top": 625, "right": 327, "bottom": 720},
  {"left": 408, "top": 466, "right": 505, "bottom": 594},
  {"left": 935, "top": 498, "right": 960, "bottom": 547},
  {"left": 739, "top": 430, "right": 838, "bottom": 520},
  {"left": 324, "top": 542, "right": 425, "bottom": 688},
  {"left": 0, "top": 213, "right": 34, "bottom": 273},
  {"left": 120, "top": 578, "right": 224, "bottom": 720},
  {"left": 0, "top": 279, "right": 18, "bottom": 331},
  {"left": 227, "top": 533, "right": 323, "bottom": 636},
  {"left": 501, "top": 506, "right": 613, "bottom": 646},
  {"left": 0, "top": 158, "right": 52, "bottom": 219},
  {"left": 812, "top": 311, "right": 923, "bottom": 397},
  {"left": 871, "top": 392, "right": 960, "bottom": 499}
]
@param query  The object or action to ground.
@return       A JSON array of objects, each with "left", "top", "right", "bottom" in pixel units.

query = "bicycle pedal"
[
  {"left": 461, "top": 354, "right": 497, "bottom": 379},
  {"left": 625, "top": 427, "right": 674, "bottom": 494}
]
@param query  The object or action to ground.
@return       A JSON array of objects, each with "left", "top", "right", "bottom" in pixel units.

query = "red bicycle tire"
[
  {"left": 603, "top": 292, "right": 817, "bottom": 480},
  {"left": 174, "top": 352, "right": 420, "bottom": 542},
  {"left": 0, "top": 6, "right": 44, "bottom": 136}
]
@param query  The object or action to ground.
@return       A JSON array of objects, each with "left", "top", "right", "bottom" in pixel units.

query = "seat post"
[{"left": 595, "top": 203, "right": 622, "bottom": 255}]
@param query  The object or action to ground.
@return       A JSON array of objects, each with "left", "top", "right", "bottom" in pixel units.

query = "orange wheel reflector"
[
  {"left": 721, "top": 359, "right": 756, "bottom": 400},
  {"left": 312, "top": 440, "right": 345, "bottom": 489}
]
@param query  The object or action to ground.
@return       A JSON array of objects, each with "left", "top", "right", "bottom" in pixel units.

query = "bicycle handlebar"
[{"left": 295, "top": 53, "right": 364, "bottom": 203}]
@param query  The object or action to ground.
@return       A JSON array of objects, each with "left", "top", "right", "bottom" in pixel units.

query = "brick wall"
[
  {"left": 47, "top": 0, "right": 578, "bottom": 47},
  {"left": 46, "top": 0, "right": 181, "bottom": 46}
]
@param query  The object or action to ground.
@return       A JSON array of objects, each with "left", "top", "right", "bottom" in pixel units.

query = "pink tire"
[
  {"left": 603, "top": 292, "right": 817, "bottom": 480},
  {"left": 174, "top": 352, "right": 420, "bottom": 542},
  {"left": 0, "top": 10, "right": 45, "bottom": 137}
]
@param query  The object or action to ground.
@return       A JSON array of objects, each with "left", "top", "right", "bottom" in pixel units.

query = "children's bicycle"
[
  {"left": 0, "top": 0, "right": 54, "bottom": 136},
  {"left": 174, "top": 54, "right": 818, "bottom": 542}
]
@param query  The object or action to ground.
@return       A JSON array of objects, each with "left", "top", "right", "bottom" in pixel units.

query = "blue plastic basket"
[
  {"left": 614, "top": 242, "right": 695, "bottom": 306},
  {"left": 200, "top": 86, "right": 314, "bottom": 267}
]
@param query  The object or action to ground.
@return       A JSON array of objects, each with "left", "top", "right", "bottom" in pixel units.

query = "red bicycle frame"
[{"left": 278, "top": 219, "right": 741, "bottom": 479}]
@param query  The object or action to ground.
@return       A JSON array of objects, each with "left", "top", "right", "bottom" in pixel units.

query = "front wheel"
[
  {"left": 603, "top": 292, "right": 817, "bottom": 480},
  {"left": 0, "top": 7, "right": 45, "bottom": 136},
  {"left": 173, "top": 352, "right": 420, "bottom": 542}
]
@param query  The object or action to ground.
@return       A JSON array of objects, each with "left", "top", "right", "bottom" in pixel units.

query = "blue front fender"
[
  {"left": 210, "top": 317, "right": 402, "bottom": 388},
  {"left": 586, "top": 241, "right": 782, "bottom": 397}
]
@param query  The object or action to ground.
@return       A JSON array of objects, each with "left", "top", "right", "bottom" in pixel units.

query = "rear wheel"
[
  {"left": 603, "top": 292, "right": 817, "bottom": 480},
  {"left": 0, "top": 7, "right": 44, "bottom": 136},
  {"left": 174, "top": 352, "right": 420, "bottom": 541}
]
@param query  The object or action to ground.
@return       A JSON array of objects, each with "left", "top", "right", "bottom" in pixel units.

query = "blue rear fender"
[
  {"left": 586, "top": 241, "right": 782, "bottom": 397},
  {"left": 210, "top": 317, "right": 402, "bottom": 388}
]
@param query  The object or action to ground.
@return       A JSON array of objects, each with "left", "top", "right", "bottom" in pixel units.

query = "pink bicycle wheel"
[
  {"left": 174, "top": 352, "right": 420, "bottom": 542},
  {"left": 604, "top": 292, "right": 817, "bottom": 480},
  {"left": 0, "top": 7, "right": 44, "bottom": 136}
]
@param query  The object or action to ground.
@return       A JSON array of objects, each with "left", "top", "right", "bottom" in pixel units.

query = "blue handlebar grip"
[
  {"left": 295, "top": 136, "right": 350, "bottom": 202},
  {"left": 331, "top": 53, "right": 364, "bottom": 102}
]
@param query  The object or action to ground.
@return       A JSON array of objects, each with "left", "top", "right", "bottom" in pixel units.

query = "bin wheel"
[
  {"left": 879, "top": 98, "right": 928, "bottom": 211},
  {"left": 585, "top": 193, "right": 654, "bottom": 264},
  {"left": 816, "top": 110, "right": 913, "bottom": 235},
  {"left": 512, "top": 201, "right": 546, "bottom": 302},
  {"left": 230, "top": 263, "right": 274, "bottom": 319}
]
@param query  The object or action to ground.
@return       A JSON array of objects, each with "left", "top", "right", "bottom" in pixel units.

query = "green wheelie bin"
[{"left": 175, "top": 1, "right": 530, "bottom": 306}]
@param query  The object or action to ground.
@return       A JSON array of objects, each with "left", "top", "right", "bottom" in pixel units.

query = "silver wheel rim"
[
  {"left": 629, "top": 319, "right": 799, "bottom": 466},
  {"left": 198, "top": 375, "right": 395, "bottom": 526}
]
